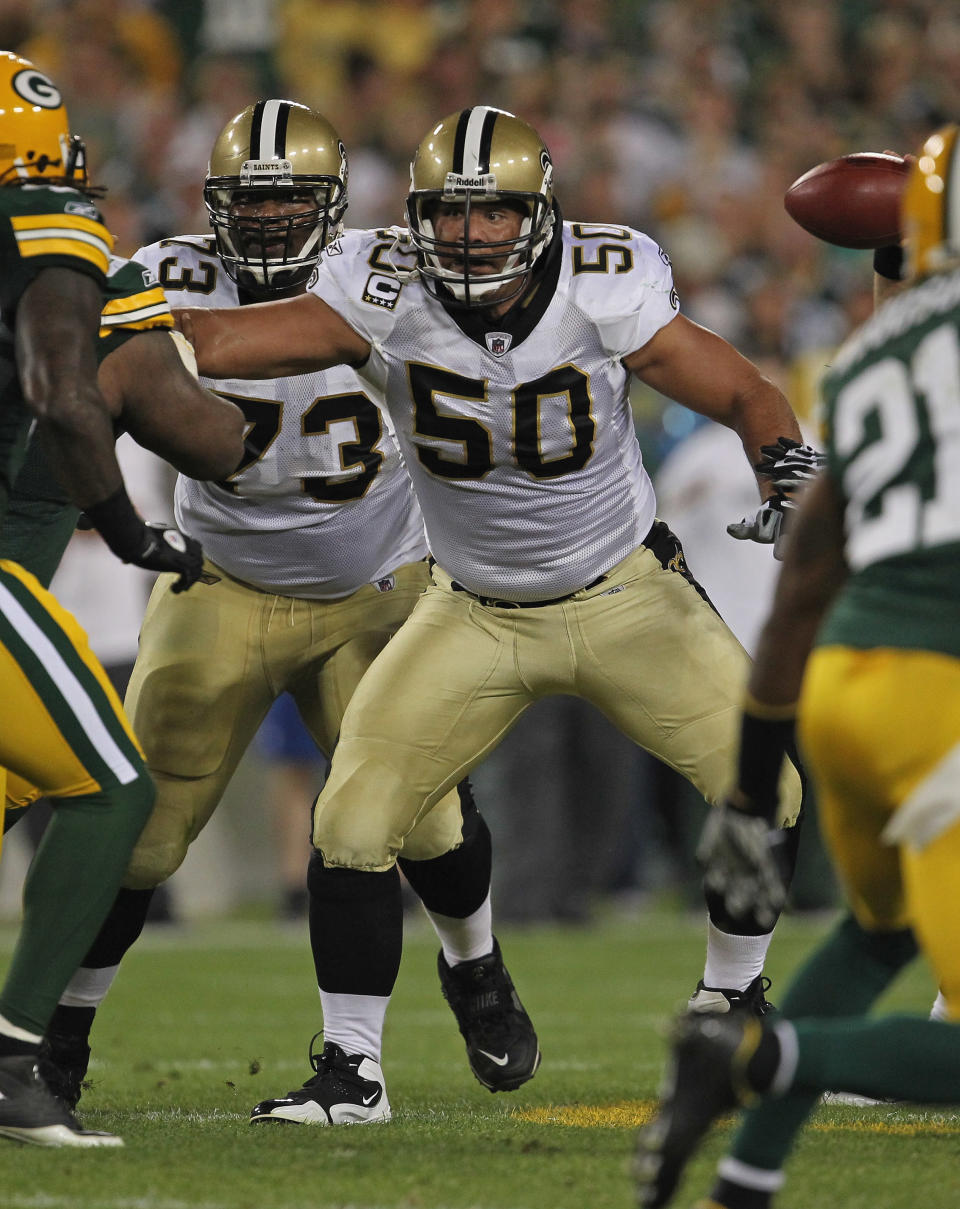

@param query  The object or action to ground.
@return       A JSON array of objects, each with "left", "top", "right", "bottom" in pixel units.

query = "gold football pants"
[
  {"left": 314, "top": 537, "right": 803, "bottom": 870},
  {"left": 121, "top": 558, "right": 466, "bottom": 888},
  {"left": 800, "top": 644, "right": 960, "bottom": 1018},
  {"left": 1, "top": 559, "right": 147, "bottom": 816}
]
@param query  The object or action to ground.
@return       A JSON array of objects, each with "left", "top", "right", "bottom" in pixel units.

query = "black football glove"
[
  {"left": 127, "top": 523, "right": 204, "bottom": 593},
  {"left": 756, "top": 435, "right": 825, "bottom": 495},
  {"left": 697, "top": 804, "right": 790, "bottom": 933}
]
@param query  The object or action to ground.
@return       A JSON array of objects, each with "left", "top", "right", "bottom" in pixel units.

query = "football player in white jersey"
[
  {"left": 39, "top": 101, "right": 539, "bottom": 1127},
  {"left": 176, "top": 105, "right": 810, "bottom": 1118}
]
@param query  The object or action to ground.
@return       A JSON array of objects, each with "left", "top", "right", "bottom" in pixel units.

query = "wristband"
[
  {"left": 735, "top": 706, "right": 796, "bottom": 821},
  {"left": 83, "top": 484, "right": 146, "bottom": 561},
  {"left": 873, "top": 244, "right": 904, "bottom": 281}
]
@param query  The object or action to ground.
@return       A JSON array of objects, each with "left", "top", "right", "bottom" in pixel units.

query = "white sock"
[
  {"left": 58, "top": 965, "right": 120, "bottom": 1009},
  {"left": 717, "top": 1156, "right": 786, "bottom": 1193},
  {"left": 0, "top": 1012, "right": 42, "bottom": 1045},
  {"left": 702, "top": 921, "right": 773, "bottom": 990},
  {"left": 426, "top": 892, "right": 494, "bottom": 966},
  {"left": 318, "top": 991, "right": 390, "bottom": 1065},
  {"left": 930, "top": 990, "right": 950, "bottom": 1021}
]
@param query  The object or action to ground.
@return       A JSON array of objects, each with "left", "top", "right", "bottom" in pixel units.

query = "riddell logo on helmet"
[{"left": 443, "top": 172, "right": 497, "bottom": 195}]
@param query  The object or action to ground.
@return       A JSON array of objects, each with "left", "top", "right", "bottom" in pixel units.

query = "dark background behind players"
[{"left": 2, "top": 0, "right": 945, "bottom": 922}]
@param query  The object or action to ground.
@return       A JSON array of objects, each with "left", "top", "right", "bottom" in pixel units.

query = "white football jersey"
[
  {"left": 310, "top": 221, "right": 679, "bottom": 601},
  {"left": 133, "top": 235, "right": 427, "bottom": 599}
]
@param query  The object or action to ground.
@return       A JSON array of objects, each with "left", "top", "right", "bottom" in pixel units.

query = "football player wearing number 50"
[
  {"left": 41, "top": 100, "right": 538, "bottom": 1128},
  {"left": 177, "top": 105, "right": 811, "bottom": 1117}
]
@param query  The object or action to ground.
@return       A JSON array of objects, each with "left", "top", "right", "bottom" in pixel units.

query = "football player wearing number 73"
[{"left": 176, "top": 104, "right": 813, "bottom": 1111}]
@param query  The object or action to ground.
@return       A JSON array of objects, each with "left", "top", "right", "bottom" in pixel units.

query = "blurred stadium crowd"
[
  {"left": 6, "top": 0, "right": 958, "bottom": 439},
  {"left": 2, "top": 0, "right": 956, "bottom": 922}
]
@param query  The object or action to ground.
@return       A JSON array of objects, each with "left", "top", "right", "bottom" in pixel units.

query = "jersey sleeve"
[
  {"left": 568, "top": 225, "right": 680, "bottom": 359},
  {"left": 0, "top": 187, "right": 113, "bottom": 312},
  {"left": 309, "top": 226, "right": 411, "bottom": 347},
  {"left": 99, "top": 256, "right": 173, "bottom": 338}
]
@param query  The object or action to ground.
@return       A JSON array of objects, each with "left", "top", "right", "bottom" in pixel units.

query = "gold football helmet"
[
  {"left": 204, "top": 99, "right": 348, "bottom": 293},
  {"left": 406, "top": 106, "right": 555, "bottom": 307},
  {"left": 0, "top": 52, "right": 87, "bottom": 188},
  {"left": 902, "top": 124, "right": 960, "bottom": 280}
]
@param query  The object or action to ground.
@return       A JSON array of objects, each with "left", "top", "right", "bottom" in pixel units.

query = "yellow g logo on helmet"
[{"left": 0, "top": 51, "right": 86, "bottom": 186}]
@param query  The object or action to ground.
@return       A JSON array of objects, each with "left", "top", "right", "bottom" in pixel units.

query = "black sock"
[
  {"left": 710, "top": 1178, "right": 774, "bottom": 1209},
  {"left": 46, "top": 1004, "right": 96, "bottom": 1043},
  {"left": 307, "top": 853, "right": 402, "bottom": 995}
]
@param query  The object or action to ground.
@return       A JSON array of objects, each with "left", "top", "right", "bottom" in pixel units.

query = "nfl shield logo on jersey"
[{"left": 485, "top": 332, "right": 512, "bottom": 356}]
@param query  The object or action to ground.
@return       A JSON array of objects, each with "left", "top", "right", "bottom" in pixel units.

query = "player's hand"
[
  {"left": 126, "top": 523, "right": 204, "bottom": 593},
  {"left": 697, "top": 803, "right": 789, "bottom": 932},
  {"left": 756, "top": 436, "right": 825, "bottom": 496},
  {"left": 726, "top": 499, "right": 784, "bottom": 548}
]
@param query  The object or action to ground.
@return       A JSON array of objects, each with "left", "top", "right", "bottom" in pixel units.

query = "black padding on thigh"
[
  {"left": 399, "top": 794, "right": 491, "bottom": 919},
  {"left": 307, "top": 852, "right": 402, "bottom": 995}
]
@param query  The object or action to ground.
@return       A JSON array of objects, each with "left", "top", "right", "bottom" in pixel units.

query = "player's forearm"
[
  {"left": 17, "top": 269, "right": 126, "bottom": 508},
  {"left": 727, "top": 378, "right": 804, "bottom": 500}
]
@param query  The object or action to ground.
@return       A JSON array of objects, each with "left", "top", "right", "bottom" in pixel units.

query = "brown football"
[{"left": 783, "top": 152, "right": 910, "bottom": 249}]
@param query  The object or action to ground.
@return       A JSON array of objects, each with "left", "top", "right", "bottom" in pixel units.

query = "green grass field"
[{"left": 0, "top": 905, "right": 956, "bottom": 1209}]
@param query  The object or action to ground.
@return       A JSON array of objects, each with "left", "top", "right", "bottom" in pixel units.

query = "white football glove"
[
  {"left": 727, "top": 437, "right": 826, "bottom": 560},
  {"left": 697, "top": 804, "right": 789, "bottom": 933}
]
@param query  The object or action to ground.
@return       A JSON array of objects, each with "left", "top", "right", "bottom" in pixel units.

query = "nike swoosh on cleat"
[
  {"left": 477, "top": 1050, "right": 510, "bottom": 1066},
  {"left": 361, "top": 1091, "right": 381, "bottom": 1105}
]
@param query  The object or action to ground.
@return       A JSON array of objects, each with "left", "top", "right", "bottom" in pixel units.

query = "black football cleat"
[
  {"left": 687, "top": 974, "right": 775, "bottom": 1016},
  {"left": 250, "top": 1035, "right": 390, "bottom": 1125},
  {"left": 634, "top": 1014, "right": 765, "bottom": 1208},
  {"left": 438, "top": 936, "right": 541, "bottom": 1092},
  {"left": 0, "top": 1053, "right": 121, "bottom": 1148},
  {"left": 38, "top": 1030, "right": 91, "bottom": 1109}
]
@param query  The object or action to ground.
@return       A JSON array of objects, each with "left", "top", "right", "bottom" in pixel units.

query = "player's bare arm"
[
  {"left": 16, "top": 266, "right": 126, "bottom": 508},
  {"left": 623, "top": 313, "right": 802, "bottom": 499},
  {"left": 98, "top": 329, "right": 245, "bottom": 481},
  {"left": 175, "top": 292, "right": 371, "bottom": 380},
  {"left": 748, "top": 470, "right": 848, "bottom": 707}
]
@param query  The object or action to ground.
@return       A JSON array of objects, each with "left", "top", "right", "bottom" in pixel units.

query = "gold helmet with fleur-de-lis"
[
  {"left": 406, "top": 106, "right": 556, "bottom": 307},
  {"left": 204, "top": 99, "right": 348, "bottom": 293}
]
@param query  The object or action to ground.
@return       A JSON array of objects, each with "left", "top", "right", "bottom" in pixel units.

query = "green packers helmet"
[
  {"left": 0, "top": 52, "right": 87, "bottom": 188},
  {"left": 204, "top": 99, "right": 348, "bottom": 292},
  {"left": 406, "top": 106, "right": 555, "bottom": 307},
  {"left": 902, "top": 124, "right": 960, "bottom": 281}
]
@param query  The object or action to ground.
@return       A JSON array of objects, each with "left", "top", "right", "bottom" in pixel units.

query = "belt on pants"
[
  {"left": 444, "top": 522, "right": 664, "bottom": 609},
  {"left": 449, "top": 575, "right": 606, "bottom": 609}
]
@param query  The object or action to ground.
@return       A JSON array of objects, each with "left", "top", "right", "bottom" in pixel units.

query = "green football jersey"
[
  {"left": 818, "top": 267, "right": 960, "bottom": 658},
  {"left": 0, "top": 183, "right": 172, "bottom": 585},
  {"left": 0, "top": 182, "right": 113, "bottom": 521}
]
